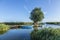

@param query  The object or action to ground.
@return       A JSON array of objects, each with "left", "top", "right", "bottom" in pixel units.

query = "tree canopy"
[{"left": 30, "top": 7, "right": 44, "bottom": 22}]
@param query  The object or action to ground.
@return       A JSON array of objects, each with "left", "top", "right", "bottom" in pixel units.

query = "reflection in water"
[
  {"left": 0, "top": 29, "right": 32, "bottom": 40},
  {"left": 0, "top": 31, "right": 8, "bottom": 35},
  {"left": 33, "top": 26, "right": 39, "bottom": 31},
  {"left": 20, "top": 26, "right": 33, "bottom": 29},
  {"left": 0, "top": 25, "right": 60, "bottom": 40},
  {"left": 44, "top": 24, "right": 60, "bottom": 28}
]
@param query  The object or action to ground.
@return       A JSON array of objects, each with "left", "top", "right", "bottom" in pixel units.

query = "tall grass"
[
  {"left": 0, "top": 24, "right": 10, "bottom": 34},
  {"left": 31, "top": 28, "right": 60, "bottom": 40}
]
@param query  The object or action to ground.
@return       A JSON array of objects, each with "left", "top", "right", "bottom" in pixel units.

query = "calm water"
[
  {"left": 0, "top": 26, "right": 33, "bottom": 40},
  {"left": 0, "top": 24, "right": 60, "bottom": 40}
]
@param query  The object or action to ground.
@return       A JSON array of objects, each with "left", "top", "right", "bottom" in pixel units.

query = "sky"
[{"left": 0, "top": 0, "right": 60, "bottom": 22}]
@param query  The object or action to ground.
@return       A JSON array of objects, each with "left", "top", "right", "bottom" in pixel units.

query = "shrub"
[
  {"left": 31, "top": 28, "right": 60, "bottom": 40},
  {"left": 0, "top": 24, "right": 9, "bottom": 34}
]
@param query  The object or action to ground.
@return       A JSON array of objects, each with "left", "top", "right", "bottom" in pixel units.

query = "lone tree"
[{"left": 30, "top": 7, "right": 44, "bottom": 31}]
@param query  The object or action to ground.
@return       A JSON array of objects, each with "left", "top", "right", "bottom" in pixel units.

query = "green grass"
[
  {"left": 31, "top": 28, "right": 60, "bottom": 40},
  {"left": 0, "top": 24, "right": 10, "bottom": 34}
]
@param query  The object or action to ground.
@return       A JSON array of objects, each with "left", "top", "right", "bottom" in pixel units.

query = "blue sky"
[{"left": 0, "top": 0, "right": 60, "bottom": 22}]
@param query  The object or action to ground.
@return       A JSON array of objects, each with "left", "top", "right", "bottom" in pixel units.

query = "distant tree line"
[
  {"left": 46, "top": 22, "right": 60, "bottom": 25},
  {"left": 0, "top": 22, "right": 33, "bottom": 25}
]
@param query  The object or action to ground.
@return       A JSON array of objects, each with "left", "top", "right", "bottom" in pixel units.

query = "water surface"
[{"left": 0, "top": 24, "right": 60, "bottom": 40}]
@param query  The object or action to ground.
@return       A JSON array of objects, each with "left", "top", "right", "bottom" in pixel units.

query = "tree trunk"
[{"left": 33, "top": 22, "right": 38, "bottom": 31}]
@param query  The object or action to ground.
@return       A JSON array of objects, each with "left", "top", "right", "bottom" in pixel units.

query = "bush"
[
  {"left": 0, "top": 24, "right": 9, "bottom": 34},
  {"left": 31, "top": 28, "right": 60, "bottom": 40}
]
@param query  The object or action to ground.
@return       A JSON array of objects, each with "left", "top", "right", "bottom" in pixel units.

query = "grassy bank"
[
  {"left": 0, "top": 24, "right": 10, "bottom": 34},
  {"left": 31, "top": 28, "right": 60, "bottom": 40}
]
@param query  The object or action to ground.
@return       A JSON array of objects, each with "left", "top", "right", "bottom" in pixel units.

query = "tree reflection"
[{"left": 0, "top": 30, "right": 8, "bottom": 35}]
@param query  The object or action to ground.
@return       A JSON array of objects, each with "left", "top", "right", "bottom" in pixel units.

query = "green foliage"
[
  {"left": 0, "top": 24, "right": 9, "bottom": 31},
  {"left": 0, "top": 31, "right": 7, "bottom": 35},
  {"left": 31, "top": 28, "right": 60, "bottom": 40},
  {"left": 30, "top": 7, "right": 44, "bottom": 22},
  {"left": 46, "top": 22, "right": 60, "bottom": 25},
  {"left": 3, "top": 22, "right": 32, "bottom": 25}
]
